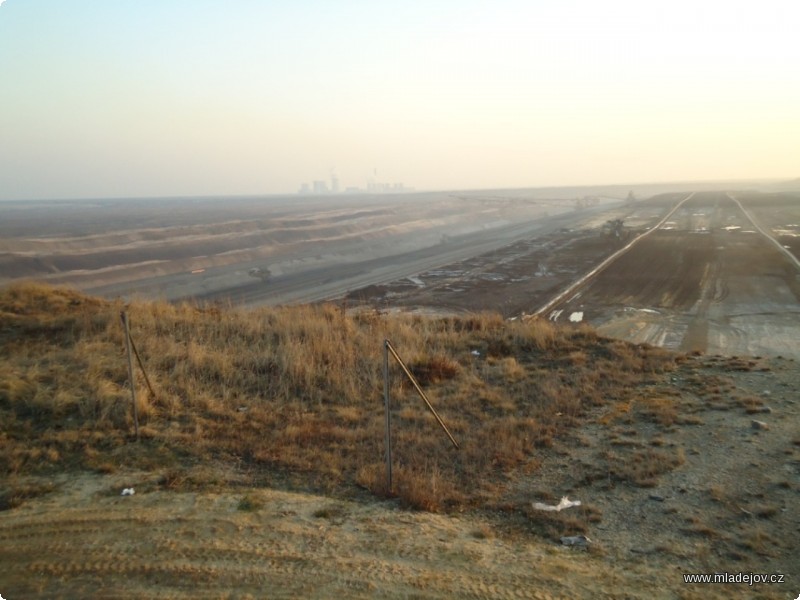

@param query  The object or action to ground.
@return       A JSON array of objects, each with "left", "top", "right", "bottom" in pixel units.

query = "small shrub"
[
  {"left": 0, "top": 480, "right": 57, "bottom": 511},
  {"left": 498, "top": 357, "right": 526, "bottom": 380},
  {"left": 405, "top": 355, "right": 460, "bottom": 387},
  {"left": 752, "top": 504, "right": 780, "bottom": 519},
  {"left": 739, "top": 527, "right": 779, "bottom": 556},
  {"left": 601, "top": 447, "right": 686, "bottom": 487},
  {"left": 237, "top": 495, "right": 263, "bottom": 512},
  {"left": 639, "top": 396, "right": 678, "bottom": 426},
  {"left": 525, "top": 503, "right": 602, "bottom": 541},
  {"left": 471, "top": 523, "right": 495, "bottom": 539},
  {"left": 312, "top": 504, "right": 348, "bottom": 521}
]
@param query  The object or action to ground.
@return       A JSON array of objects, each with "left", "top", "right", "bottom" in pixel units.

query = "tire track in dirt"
[
  {"left": 533, "top": 193, "right": 695, "bottom": 317},
  {"left": 0, "top": 477, "right": 663, "bottom": 599},
  {"left": 545, "top": 192, "right": 800, "bottom": 358},
  {"left": 729, "top": 193, "right": 800, "bottom": 271}
]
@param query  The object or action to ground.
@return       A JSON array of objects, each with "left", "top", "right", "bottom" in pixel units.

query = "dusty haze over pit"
[{"left": 0, "top": 1, "right": 798, "bottom": 201}]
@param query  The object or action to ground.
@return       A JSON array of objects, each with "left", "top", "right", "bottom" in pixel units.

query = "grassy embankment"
[{"left": 1, "top": 283, "right": 681, "bottom": 518}]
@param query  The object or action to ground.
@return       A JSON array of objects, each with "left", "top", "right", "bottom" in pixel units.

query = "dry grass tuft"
[
  {"left": 0, "top": 479, "right": 57, "bottom": 511},
  {"left": 683, "top": 516, "right": 722, "bottom": 539},
  {"left": 591, "top": 447, "right": 686, "bottom": 488},
  {"left": 237, "top": 495, "right": 263, "bottom": 512},
  {"left": 639, "top": 396, "right": 679, "bottom": 426},
  {"left": 739, "top": 527, "right": 780, "bottom": 557},
  {"left": 523, "top": 502, "right": 603, "bottom": 541},
  {"left": 405, "top": 354, "right": 461, "bottom": 387}
]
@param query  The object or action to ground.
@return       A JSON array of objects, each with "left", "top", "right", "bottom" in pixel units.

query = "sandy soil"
[{"left": 0, "top": 473, "right": 658, "bottom": 599}]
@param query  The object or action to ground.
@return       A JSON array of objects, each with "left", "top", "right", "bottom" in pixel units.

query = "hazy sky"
[{"left": 1, "top": 1, "right": 798, "bottom": 200}]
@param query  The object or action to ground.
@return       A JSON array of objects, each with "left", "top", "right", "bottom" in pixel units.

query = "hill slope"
[{"left": 0, "top": 284, "right": 797, "bottom": 598}]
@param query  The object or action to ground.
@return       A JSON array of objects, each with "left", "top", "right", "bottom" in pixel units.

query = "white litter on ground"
[
  {"left": 568, "top": 311, "right": 584, "bottom": 323},
  {"left": 624, "top": 307, "right": 660, "bottom": 315},
  {"left": 566, "top": 291, "right": 583, "bottom": 303},
  {"left": 560, "top": 535, "right": 591, "bottom": 547},
  {"left": 532, "top": 496, "right": 581, "bottom": 512},
  {"left": 121, "top": 488, "right": 135, "bottom": 496}
]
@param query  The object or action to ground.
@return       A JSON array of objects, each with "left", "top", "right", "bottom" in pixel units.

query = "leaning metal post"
[
  {"left": 385, "top": 340, "right": 459, "bottom": 450},
  {"left": 382, "top": 339, "right": 461, "bottom": 495}
]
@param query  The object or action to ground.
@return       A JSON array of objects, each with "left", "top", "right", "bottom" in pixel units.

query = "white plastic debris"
[
  {"left": 561, "top": 535, "right": 591, "bottom": 547},
  {"left": 471, "top": 350, "right": 481, "bottom": 356},
  {"left": 568, "top": 311, "right": 584, "bottom": 323},
  {"left": 121, "top": 488, "right": 135, "bottom": 496},
  {"left": 532, "top": 496, "right": 581, "bottom": 512}
]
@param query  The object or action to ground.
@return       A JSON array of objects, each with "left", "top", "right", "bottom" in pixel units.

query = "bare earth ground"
[
  {"left": 557, "top": 193, "right": 800, "bottom": 358},
  {"left": 0, "top": 472, "right": 673, "bottom": 599},
  {"left": 519, "top": 353, "right": 800, "bottom": 596},
  {"left": 1, "top": 354, "right": 798, "bottom": 599},
  {"left": 0, "top": 183, "right": 734, "bottom": 307},
  {"left": 0, "top": 191, "right": 581, "bottom": 305},
  {"left": 1, "top": 187, "right": 799, "bottom": 599},
  {"left": 344, "top": 197, "right": 672, "bottom": 318},
  {"left": 346, "top": 192, "right": 800, "bottom": 361}
]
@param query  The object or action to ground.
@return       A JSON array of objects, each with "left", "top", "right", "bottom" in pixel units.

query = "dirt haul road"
[{"left": 547, "top": 192, "right": 800, "bottom": 357}]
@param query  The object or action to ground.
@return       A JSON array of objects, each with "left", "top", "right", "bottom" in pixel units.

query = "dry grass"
[
  {"left": 0, "top": 283, "right": 680, "bottom": 510},
  {"left": 739, "top": 527, "right": 781, "bottom": 557},
  {"left": 237, "top": 494, "right": 264, "bottom": 512},
  {"left": 0, "top": 479, "right": 57, "bottom": 511},
  {"left": 587, "top": 447, "right": 686, "bottom": 488},
  {"left": 683, "top": 516, "right": 723, "bottom": 539},
  {"left": 639, "top": 396, "right": 679, "bottom": 426},
  {"left": 522, "top": 502, "right": 604, "bottom": 541}
]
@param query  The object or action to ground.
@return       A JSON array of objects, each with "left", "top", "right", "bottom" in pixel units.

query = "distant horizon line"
[{"left": 0, "top": 176, "right": 795, "bottom": 204}]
